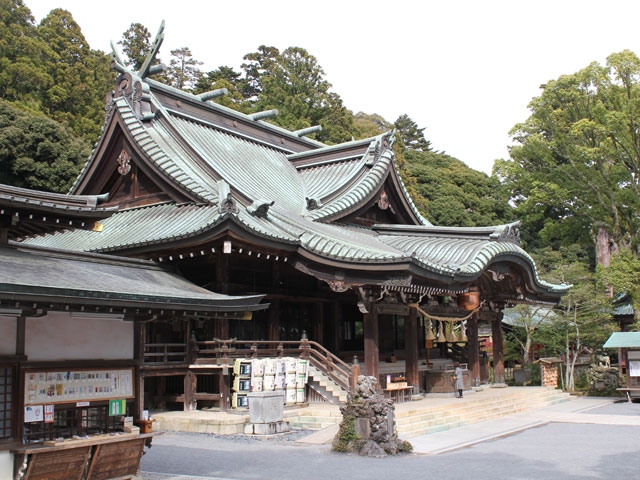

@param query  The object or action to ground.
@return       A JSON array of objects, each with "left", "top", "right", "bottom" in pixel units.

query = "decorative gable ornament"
[
  {"left": 377, "top": 189, "right": 396, "bottom": 214},
  {"left": 327, "top": 280, "right": 350, "bottom": 293},
  {"left": 306, "top": 197, "right": 323, "bottom": 210},
  {"left": 489, "top": 222, "right": 521, "bottom": 244},
  {"left": 247, "top": 200, "right": 275, "bottom": 218},
  {"left": 117, "top": 149, "right": 132, "bottom": 176},
  {"left": 217, "top": 180, "right": 238, "bottom": 215}
]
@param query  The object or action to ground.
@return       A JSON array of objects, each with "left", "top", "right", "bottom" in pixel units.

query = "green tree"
[
  {"left": 36, "top": 8, "right": 111, "bottom": 141},
  {"left": 505, "top": 304, "right": 556, "bottom": 365},
  {"left": 240, "top": 45, "right": 280, "bottom": 100},
  {"left": 243, "top": 46, "right": 356, "bottom": 144},
  {"left": 496, "top": 50, "right": 640, "bottom": 253},
  {"left": 192, "top": 66, "right": 250, "bottom": 112},
  {"left": 0, "top": 99, "right": 89, "bottom": 192},
  {"left": 118, "top": 22, "right": 152, "bottom": 71},
  {"left": 394, "top": 114, "right": 432, "bottom": 152},
  {"left": 406, "top": 150, "right": 513, "bottom": 226},
  {"left": 0, "top": 0, "right": 51, "bottom": 106},
  {"left": 531, "top": 246, "right": 614, "bottom": 390},
  {"left": 167, "top": 47, "right": 202, "bottom": 90},
  {"left": 353, "top": 112, "right": 391, "bottom": 139},
  {"left": 595, "top": 250, "right": 640, "bottom": 312}
]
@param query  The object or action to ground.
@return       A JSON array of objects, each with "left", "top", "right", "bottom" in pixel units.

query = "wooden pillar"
[
  {"left": 184, "top": 371, "right": 197, "bottom": 411},
  {"left": 467, "top": 313, "right": 480, "bottom": 386},
  {"left": 133, "top": 322, "right": 145, "bottom": 419},
  {"left": 215, "top": 253, "right": 230, "bottom": 339},
  {"left": 405, "top": 306, "right": 419, "bottom": 391},
  {"left": 313, "top": 301, "right": 324, "bottom": 344},
  {"left": 219, "top": 369, "right": 230, "bottom": 411},
  {"left": 268, "top": 299, "right": 281, "bottom": 341},
  {"left": 16, "top": 315, "right": 25, "bottom": 356},
  {"left": 363, "top": 310, "right": 379, "bottom": 382},
  {"left": 333, "top": 303, "right": 342, "bottom": 354},
  {"left": 492, "top": 309, "right": 506, "bottom": 385}
]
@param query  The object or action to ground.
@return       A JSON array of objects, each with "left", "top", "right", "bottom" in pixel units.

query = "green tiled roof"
[
  {"left": 28, "top": 64, "right": 569, "bottom": 301},
  {"left": 604, "top": 332, "right": 640, "bottom": 348}
]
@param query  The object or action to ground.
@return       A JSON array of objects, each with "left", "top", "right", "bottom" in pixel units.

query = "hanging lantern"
[
  {"left": 425, "top": 319, "right": 436, "bottom": 341},
  {"left": 458, "top": 290, "right": 480, "bottom": 310},
  {"left": 437, "top": 321, "right": 446, "bottom": 343}
]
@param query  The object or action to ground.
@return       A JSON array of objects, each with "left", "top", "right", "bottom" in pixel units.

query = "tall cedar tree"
[
  {"left": 118, "top": 22, "right": 152, "bottom": 71},
  {"left": 37, "top": 9, "right": 111, "bottom": 141},
  {"left": 0, "top": 0, "right": 51, "bottom": 105},
  {"left": 242, "top": 46, "right": 356, "bottom": 144}
]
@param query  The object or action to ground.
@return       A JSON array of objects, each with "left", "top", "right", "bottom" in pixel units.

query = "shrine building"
[{"left": 17, "top": 23, "right": 569, "bottom": 423}]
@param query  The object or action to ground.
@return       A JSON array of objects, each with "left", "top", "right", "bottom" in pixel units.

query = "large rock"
[{"left": 332, "top": 375, "right": 412, "bottom": 456}]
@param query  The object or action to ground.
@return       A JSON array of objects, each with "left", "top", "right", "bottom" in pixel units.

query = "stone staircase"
[
  {"left": 306, "top": 364, "right": 348, "bottom": 405},
  {"left": 152, "top": 386, "right": 573, "bottom": 438},
  {"left": 285, "top": 404, "right": 344, "bottom": 430},
  {"left": 395, "top": 386, "right": 572, "bottom": 439}
]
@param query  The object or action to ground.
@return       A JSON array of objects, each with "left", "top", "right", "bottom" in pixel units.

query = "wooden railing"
[
  {"left": 194, "top": 338, "right": 357, "bottom": 393},
  {"left": 143, "top": 343, "right": 189, "bottom": 364},
  {"left": 143, "top": 338, "right": 357, "bottom": 394}
]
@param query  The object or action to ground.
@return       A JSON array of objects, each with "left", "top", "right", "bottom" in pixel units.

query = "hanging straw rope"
[{"left": 409, "top": 303, "right": 479, "bottom": 322}]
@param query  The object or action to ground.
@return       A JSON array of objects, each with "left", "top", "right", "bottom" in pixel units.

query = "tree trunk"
[{"left": 596, "top": 226, "right": 618, "bottom": 268}]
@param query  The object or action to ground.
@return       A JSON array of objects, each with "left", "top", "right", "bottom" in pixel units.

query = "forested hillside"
[{"left": 2, "top": 0, "right": 639, "bottom": 373}]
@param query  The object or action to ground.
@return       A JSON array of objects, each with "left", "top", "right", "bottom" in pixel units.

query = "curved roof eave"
[
  {"left": 95, "top": 207, "right": 300, "bottom": 255},
  {"left": 303, "top": 133, "right": 430, "bottom": 226},
  {"left": 305, "top": 142, "right": 393, "bottom": 222}
]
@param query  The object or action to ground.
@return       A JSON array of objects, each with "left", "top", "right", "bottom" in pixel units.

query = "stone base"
[
  {"left": 244, "top": 421, "right": 290, "bottom": 435},
  {"left": 490, "top": 383, "right": 508, "bottom": 388}
]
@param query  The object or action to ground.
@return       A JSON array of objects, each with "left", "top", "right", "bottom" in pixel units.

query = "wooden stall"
[
  {"left": 604, "top": 332, "right": 640, "bottom": 401},
  {"left": 13, "top": 432, "right": 153, "bottom": 480}
]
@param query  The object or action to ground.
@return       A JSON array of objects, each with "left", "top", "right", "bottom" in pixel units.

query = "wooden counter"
[{"left": 13, "top": 432, "right": 154, "bottom": 480}]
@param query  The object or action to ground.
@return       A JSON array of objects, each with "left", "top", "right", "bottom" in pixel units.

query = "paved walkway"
[
  {"left": 139, "top": 396, "right": 640, "bottom": 480},
  {"left": 295, "top": 395, "right": 640, "bottom": 454},
  {"left": 405, "top": 396, "right": 640, "bottom": 454}
]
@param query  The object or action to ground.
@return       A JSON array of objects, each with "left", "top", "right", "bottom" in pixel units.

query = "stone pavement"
[
  {"left": 292, "top": 395, "right": 640, "bottom": 454},
  {"left": 138, "top": 396, "right": 640, "bottom": 480},
  {"left": 407, "top": 396, "right": 640, "bottom": 454}
]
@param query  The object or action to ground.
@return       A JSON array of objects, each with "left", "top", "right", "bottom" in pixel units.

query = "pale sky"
[{"left": 25, "top": 0, "right": 640, "bottom": 174}]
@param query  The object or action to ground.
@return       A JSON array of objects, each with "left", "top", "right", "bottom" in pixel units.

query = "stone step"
[{"left": 396, "top": 387, "right": 571, "bottom": 438}]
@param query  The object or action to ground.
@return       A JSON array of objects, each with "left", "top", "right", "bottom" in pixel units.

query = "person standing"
[{"left": 453, "top": 362, "right": 464, "bottom": 398}]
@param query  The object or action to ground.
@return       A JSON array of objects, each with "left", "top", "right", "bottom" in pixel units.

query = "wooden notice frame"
[{"left": 24, "top": 368, "right": 134, "bottom": 406}]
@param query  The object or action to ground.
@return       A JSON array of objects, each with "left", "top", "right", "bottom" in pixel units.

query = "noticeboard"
[{"left": 24, "top": 368, "right": 134, "bottom": 405}]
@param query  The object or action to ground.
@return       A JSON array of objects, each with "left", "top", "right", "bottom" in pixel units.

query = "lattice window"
[{"left": 0, "top": 366, "right": 13, "bottom": 439}]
